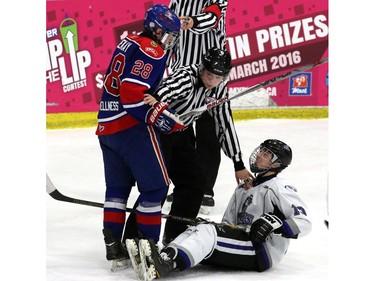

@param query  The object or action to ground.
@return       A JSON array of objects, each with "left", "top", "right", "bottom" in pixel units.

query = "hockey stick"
[
  {"left": 179, "top": 57, "right": 328, "bottom": 119},
  {"left": 46, "top": 173, "right": 215, "bottom": 226},
  {"left": 47, "top": 173, "right": 104, "bottom": 208}
]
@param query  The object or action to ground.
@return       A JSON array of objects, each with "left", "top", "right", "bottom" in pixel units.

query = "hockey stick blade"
[
  {"left": 46, "top": 174, "right": 193, "bottom": 222},
  {"left": 179, "top": 57, "right": 328, "bottom": 119},
  {"left": 46, "top": 173, "right": 104, "bottom": 208}
]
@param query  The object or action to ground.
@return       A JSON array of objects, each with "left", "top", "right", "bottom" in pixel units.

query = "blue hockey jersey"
[{"left": 96, "top": 33, "right": 167, "bottom": 135}]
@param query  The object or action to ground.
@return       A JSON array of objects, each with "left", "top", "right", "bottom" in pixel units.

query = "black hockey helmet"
[
  {"left": 249, "top": 139, "right": 292, "bottom": 174},
  {"left": 201, "top": 47, "right": 232, "bottom": 76}
]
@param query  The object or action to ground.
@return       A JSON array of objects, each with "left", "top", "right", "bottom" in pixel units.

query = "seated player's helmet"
[
  {"left": 249, "top": 139, "right": 292, "bottom": 174},
  {"left": 144, "top": 4, "right": 181, "bottom": 50},
  {"left": 201, "top": 47, "right": 232, "bottom": 77}
]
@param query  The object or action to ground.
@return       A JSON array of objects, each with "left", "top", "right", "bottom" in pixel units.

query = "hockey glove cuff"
[
  {"left": 146, "top": 102, "right": 169, "bottom": 125},
  {"left": 146, "top": 102, "right": 185, "bottom": 134}
]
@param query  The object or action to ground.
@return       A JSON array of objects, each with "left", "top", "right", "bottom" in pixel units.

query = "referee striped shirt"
[
  {"left": 169, "top": 0, "right": 228, "bottom": 70},
  {"left": 166, "top": 0, "right": 244, "bottom": 167},
  {"left": 155, "top": 64, "right": 243, "bottom": 165}
]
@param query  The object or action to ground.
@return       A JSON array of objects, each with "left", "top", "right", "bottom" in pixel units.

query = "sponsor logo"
[
  {"left": 206, "top": 96, "right": 228, "bottom": 109},
  {"left": 145, "top": 46, "right": 158, "bottom": 57},
  {"left": 289, "top": 72, "right": 312, "bottom": 96},
  {"left": 46, "top": 18, "right": 92, "bottom": 93}
]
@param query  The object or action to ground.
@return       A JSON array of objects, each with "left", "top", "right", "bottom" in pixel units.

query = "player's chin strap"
[{"left": 252, "top": 160, "right": 284, "bottom": 179}]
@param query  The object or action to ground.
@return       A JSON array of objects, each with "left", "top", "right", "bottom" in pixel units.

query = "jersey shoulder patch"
[
  {"left": 284, "top": 185, "right": 298, "bottom": 192},
  {"left": 127, "top": 34, "right": 165, "bottom": 59}
]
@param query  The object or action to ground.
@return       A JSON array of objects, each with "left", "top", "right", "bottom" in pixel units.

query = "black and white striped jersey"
[
  {"left": 154, "top": 64, "right": 243, "bottom": 164},
  {"left": 169, "top": 0, "right": 228, "bottom": 70}
]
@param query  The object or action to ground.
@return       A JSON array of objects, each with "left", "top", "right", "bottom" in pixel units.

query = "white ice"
[{"left": 46, "top": 119, "right": 329, "bottom": 280}]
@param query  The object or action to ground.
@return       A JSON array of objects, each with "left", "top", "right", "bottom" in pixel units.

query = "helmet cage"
[
  {"left": 249, "top": 145, "right": 281, "bottom": 174},
  {"left": 159, "top": 30, "right": 180, "bottom": 50}
]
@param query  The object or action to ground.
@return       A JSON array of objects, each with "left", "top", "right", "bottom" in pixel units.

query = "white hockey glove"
[{"left": 249, "top": 213, "right": 282, "bottom": 243}]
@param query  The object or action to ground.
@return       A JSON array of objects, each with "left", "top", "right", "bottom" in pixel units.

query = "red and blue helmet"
[{"left": 144, "top": 4, "right": 181, "bottom": 49}]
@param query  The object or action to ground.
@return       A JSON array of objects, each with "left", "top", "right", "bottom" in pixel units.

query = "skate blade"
[
  {"left": 110, "top": 258, "right": 131, "bottom": 272},
  {"left": 139, "top": 240, "right": 157, "bottom": 281}
]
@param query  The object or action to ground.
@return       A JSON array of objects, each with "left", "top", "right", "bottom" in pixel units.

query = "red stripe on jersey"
[
  {"left": 136, "top": 212, "right": 161, "bottom": 226},
  {"left": 203, "top": 4, "right": 222, "bottom": 28},
  {"left": 104, "top": 211, "right": 126, "bottom": 224},
  {"left": 120, "top": 81, "right": 148, "bottom": 104},
  {"left": 147, "top": 126, "right": 170, "bottom": 186}
]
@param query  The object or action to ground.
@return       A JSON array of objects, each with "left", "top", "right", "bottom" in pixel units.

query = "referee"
[
  {"left": 152, "top": 47, "right": 253, "bottom": 245},
  {"left": 167, "top": 0, "right": 230, "bottom": 214}
]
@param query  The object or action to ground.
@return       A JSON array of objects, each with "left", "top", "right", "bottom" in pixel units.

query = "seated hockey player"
[{"left": 125, "top": 139, "right": 312, "bottom": 280}]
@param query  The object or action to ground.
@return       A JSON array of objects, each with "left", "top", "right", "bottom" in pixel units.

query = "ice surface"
[{"left": 47, "top": 119, "right": 329, "bottom": 280}]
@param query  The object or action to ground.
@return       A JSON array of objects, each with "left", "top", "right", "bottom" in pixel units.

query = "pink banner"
[{"left": 46, "top": 0, "right": 328, "bottom": 113}]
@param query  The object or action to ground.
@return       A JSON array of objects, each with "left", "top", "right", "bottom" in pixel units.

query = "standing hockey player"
[
  {"left": 95, "top": 4, "right": 182, "bottom": 271},
  {"left": 165, "top": 0, "right": 230, "bottom": 214},
  {"left": 143, "top": 47, "right": 252, "bottom": 246},
  {"left": 126, "top": 139, "right": 312, "bottom": 280}
]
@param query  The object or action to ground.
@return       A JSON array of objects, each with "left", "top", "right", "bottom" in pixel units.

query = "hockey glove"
[
  {"left": 146, "top": 102, "right": 185, "bottom": 134},
  {"left": 249, "top": 213, "right": 283, "bottom": 243}
]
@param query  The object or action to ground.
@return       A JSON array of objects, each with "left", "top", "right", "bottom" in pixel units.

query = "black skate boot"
[
  {"left": 102, "top": 228, "right": 130, "bottom": 271},
  {"left": 138, "top": 239, "right": 176, "bottom": 280}
]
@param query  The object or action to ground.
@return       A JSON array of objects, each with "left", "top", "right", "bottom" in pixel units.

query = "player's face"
[
  {"left": 200, "top": 69, "right": 224, "bottom": 89},
  {"left": 255, "top": 148, "right": 274, "bottom": 170},
  {"left": 154, "top": 29, "right": 178, "bottom": 50}
]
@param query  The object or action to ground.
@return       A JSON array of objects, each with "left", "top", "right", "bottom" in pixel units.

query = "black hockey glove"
[{"left": 249, "top": 213, "right": 283, "bottom": 243}]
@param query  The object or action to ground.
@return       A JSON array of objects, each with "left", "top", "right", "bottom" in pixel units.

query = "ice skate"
[
  {"left": 102, "top": 228, "right": 131, "bottom": 272},
  {"left": 138, "top": 239, "right": 176, "bottom": 280},
  {"left": 125, "top": 238, "right": 144, "bottom": 280}
]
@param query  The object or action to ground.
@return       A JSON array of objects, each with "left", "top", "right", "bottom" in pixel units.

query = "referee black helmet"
[{"left": 201, "top": 47, "right": 232, "bottom": 76}]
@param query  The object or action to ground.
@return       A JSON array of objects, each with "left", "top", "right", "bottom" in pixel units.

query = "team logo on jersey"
[
  {"left": 150, "top": 41, "right": 158, "bottom": 47},
  {"left": 289, "top": 72, "right": 312, "bottom": 96},
  {"left": 237, "top": 195, "right": 254, "bottom": 224},
  {"left": 238, "top": 212, "right": 254, "bottom": 225}
]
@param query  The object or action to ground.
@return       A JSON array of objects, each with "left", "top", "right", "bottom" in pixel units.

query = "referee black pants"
[
  {"left": 195, "top": 112, "right": 221, "bottom": 197},
  {"left": 161, "top": 126, "right": 206, "bottom": 242}
]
